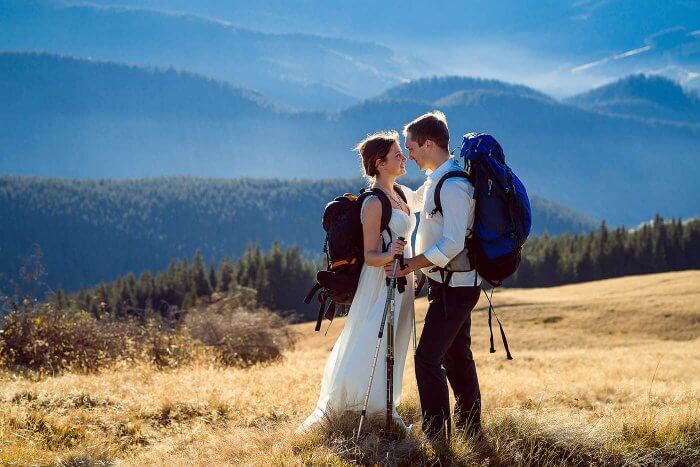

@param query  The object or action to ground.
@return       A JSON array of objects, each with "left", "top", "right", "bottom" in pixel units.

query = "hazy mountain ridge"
[
  {"left": 336, "top": 79, "right": 699, "bottom": 224},
  {"left": 0, "top": 175, "right": 595, "bottom": 294},
  {"left": 0, "top": 51, "right": 278, "bottom": 116},
  {"left": 67, "top": 0, "right": 700, "bottom": 56},
  {"left": 1, "top": 52, "right": 698, "bottom": 225},
  {"left": 57, "top": 0, "right": 700, "bottom": 95},
  {"left": 566, "top": 74, "right": 700, "bottom": 124},
  {"left": 378, "top": 76, "right": 552, "bottom": 103},
  {"left": 0, "top": 0, "right": 408, "bottom": 110}
]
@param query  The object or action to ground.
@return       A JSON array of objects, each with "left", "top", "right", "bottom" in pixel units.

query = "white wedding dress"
[{"left": 296, "top": 186, "right": 417, "bottom": 433}]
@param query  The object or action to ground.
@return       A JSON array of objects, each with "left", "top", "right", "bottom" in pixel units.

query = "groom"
[{"left": 386, "top": 111, "right": 482, "bottom": 442}]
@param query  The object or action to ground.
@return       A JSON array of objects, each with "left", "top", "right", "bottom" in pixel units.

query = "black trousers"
[{"left": 415, "top": 278, "right": 481, "bottom": 439}]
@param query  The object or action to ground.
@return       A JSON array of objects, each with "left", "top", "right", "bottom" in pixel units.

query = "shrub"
[
  {"left": 185, "top": 288, "right": 297, "bottom": 368},
  {"left": 0, "top": 303, "right": 134, "bottom": 373},
  {"left": 140, "top": 319, "right": 196, "bottom": 369},
  {"left": 0, "top": 302, "right": 195, "bottom": 374},
  {"left": 0, "top": 285, "right": 296, "bottom": 374}
]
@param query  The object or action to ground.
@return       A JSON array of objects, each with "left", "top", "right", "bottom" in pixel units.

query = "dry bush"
[
  {"left": 213, "top": 309, "right": 295, "bottom": 367},
  {"left": 0, "top": 303, "right": 196, "bottom": 374},
  {"left": 0, "top": 284, "right": 297, "bottom": 375},
  {"left": 185, "top": 289, "right": 297, "bottom": 368},
  {"left": 139, "top": 319, "right": 196, "bottom": 369},
  {"left": 0, "top": 304, "right": 136, "bottom": 374},
  {"left": 225, "top": 285, "right": 259, "bottom": 309}
]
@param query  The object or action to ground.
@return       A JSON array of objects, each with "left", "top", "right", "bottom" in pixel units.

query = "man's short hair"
[{"left": 402, "top": 110, "right": 449, "bottom": 150}]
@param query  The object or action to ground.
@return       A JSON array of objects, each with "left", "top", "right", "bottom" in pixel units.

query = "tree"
[
  {"left": 208, "top": 264, "right": 218, "bottom": 295},
  {"left": 192, "top": 250, "right": 211, "bottom": 298},
  {"left": 218, "top": 256, "right": 234, "bottom": 292}
]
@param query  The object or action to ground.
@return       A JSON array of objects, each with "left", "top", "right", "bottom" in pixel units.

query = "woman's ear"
[{"left": 375, "top": 158, "right": 384, "bottom": 173}]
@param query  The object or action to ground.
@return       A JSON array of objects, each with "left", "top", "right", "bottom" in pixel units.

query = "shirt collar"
[{"left": 426, "top": 157, "right": 459, "bottom": 181}]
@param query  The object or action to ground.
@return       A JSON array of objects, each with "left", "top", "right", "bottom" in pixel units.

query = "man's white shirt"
[{"left": 411, "top": 157, "right": 481, "bottom": 287}]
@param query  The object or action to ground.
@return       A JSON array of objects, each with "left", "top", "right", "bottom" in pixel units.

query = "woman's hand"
[{"left": 387, "top": 238, "right": 406, "bottom": 259}]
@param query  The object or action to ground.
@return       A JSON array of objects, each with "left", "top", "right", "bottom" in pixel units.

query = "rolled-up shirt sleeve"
[{"left": 422, "top": 180, "right": 469, "bottom": 268}]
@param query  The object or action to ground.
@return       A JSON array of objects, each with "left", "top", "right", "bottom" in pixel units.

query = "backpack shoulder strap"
[
  {"left": 431, "top": 170, "right": 470, "bottom": 217},
  {"left": 358, "top": 188, "right": 392, "bottom": 232}
]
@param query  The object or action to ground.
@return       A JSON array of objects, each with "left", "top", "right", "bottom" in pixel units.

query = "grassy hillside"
[{"left": 1, "top": 271, "right": 697, "bottom": 464}]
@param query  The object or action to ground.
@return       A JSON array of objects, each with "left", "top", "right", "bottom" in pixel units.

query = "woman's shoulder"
[
  {"left": 360, "top": 194, "right": 382, "bottom": 220},
  {"left": 362, "top": 194, "right": 382, "bottom": 209}
]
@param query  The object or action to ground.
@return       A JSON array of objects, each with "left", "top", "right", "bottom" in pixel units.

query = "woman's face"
[{"left": 376, "top": 141, "right": 407, "bottom": 177}]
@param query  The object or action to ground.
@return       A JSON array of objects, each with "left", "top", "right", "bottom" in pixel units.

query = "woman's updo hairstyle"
[{"left": 354, "top": 130, "right": 399, "bottom": 181}]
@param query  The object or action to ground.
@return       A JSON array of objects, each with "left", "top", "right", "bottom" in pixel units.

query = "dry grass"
[{"left": 1, "top": 271, "right": 698, "bottom": 466}]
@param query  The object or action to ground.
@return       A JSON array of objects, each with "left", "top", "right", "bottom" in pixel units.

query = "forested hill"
[{"left": 0, "top": 176, "right": 595, "bottom": 294}]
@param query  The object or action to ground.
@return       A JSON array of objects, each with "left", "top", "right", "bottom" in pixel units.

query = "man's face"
[{"left": 405, "top": 133, "right": 429, "bottom": 171}]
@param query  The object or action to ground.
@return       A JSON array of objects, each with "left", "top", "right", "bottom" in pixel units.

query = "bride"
[{"left": 296, "top": 130, "right": 418, "bottom": 434}]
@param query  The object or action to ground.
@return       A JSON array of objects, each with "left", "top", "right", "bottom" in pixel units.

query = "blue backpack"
[
  {"left": 459, "top": 132, "right": 531, "bottom": 285},
  {"left": 431, "top": 132, "right": 531, "bottom": 359}
]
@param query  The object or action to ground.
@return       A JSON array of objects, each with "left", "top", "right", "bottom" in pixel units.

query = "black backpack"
[{"left": 304, "top": 185, "right": 407, "bottom": 332}]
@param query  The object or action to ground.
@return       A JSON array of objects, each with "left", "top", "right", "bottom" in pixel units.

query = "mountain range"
[
  {"left": 25, "top": 0, "right": 700, "bottom": 96},
  {"left": 1, "top": 51, "right": 698, "bottom": 225}
]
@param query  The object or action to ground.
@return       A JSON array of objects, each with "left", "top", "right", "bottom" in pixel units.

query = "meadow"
[{"left": 1, "top": 271, "right": 698, "bottom": 466}]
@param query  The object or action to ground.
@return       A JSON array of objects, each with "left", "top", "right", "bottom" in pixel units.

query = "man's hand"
[
  {"left": 384, "top": 257, "right": 413, "bottom": 278},
  {"left": 384, "top": 254, "right": 433, "bottom": 279}
]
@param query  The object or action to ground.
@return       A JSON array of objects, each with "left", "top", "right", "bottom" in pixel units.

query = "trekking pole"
[
  {"left": 356, "top": 237, "right": 404, "bottom": 440},
  {"left": 385, "top": 253, "right": 398, "bottom": 435},
  {"left": 411, "top": 275, "right": 421, "bottom": 434},
  {"left": 412, "top": 306, "right": 417, "bottom": 354}
]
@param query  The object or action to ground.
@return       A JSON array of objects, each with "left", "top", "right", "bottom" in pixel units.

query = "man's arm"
[
  {"left": 409, "top": 182, "right": 427, "bottom": 213},
  {"left": 385, "top": 253, "right": 432, "bottom": 278}
]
